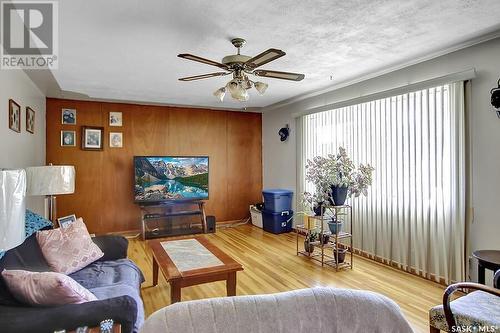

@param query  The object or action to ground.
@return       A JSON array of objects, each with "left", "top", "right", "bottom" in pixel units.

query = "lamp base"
[{"left": 46, "top": 195, "right": 58, "bottom": 227}]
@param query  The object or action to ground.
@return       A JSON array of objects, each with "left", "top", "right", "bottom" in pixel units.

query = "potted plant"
[
  {"left": 334, "top": 247, "right": 348, "bottom": 263},
  {"left": 304, "top": 228, "right": 319, "bottom": 253},
  {"left": 304, "top": 147, "right": 374, "bottom": 206},
  {"left": 301, "top": 192, "right": 327, "bottom": 216},
  {"left": 319, "top": 232, "right": 330, "bottom": 245},
  {"left": 327, "top": 217, "right": 343, "bottom": 234}
]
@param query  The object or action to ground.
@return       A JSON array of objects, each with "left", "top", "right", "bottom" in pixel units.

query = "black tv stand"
[{"left": 139, "top": 201, "right": 207, "bottom": 240}]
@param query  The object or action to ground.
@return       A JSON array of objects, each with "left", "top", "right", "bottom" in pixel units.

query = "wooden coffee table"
[{"left": 148, "top": 236, "right": 243, "bottom": 304}]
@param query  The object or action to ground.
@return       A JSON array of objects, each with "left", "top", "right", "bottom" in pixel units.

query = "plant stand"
[{"left": 295, "top": 205, "right": 353, "bottom": 271}]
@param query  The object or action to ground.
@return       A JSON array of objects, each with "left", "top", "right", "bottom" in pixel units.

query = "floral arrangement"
[{"left": 303, "top": 147, "right": 374, "bottom": 207}]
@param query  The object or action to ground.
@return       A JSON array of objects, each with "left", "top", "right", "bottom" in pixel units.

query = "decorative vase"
[
  {"left": 327, "top": 220, "right": 343, "bottom": 234},
  {"left": 330, "top": 185, "right": 348, "bottom": 206},
  {"left": 304, "top": 241, "right": 315, "bottom": 253}
]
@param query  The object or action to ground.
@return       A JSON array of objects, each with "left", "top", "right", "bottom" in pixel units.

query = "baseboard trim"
[{"left": 293, "top": 228, "right": 447, "bottom": 286}]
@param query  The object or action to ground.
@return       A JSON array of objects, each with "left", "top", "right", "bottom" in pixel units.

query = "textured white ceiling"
[{"left": 50, "top": 0, "right": 500, "bottom": 109}]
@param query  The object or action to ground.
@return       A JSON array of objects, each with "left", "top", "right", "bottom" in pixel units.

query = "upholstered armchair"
[{"left": 429, "top": 270, "right": 500, "bottom": 332}]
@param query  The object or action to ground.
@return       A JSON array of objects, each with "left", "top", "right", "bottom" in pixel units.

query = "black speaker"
[{"left": 206, "top": 215, "right": 216, "bottom": 233}]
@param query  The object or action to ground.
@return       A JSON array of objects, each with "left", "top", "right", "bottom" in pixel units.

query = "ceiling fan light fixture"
[
  {"left": 213, "top": 87, "right": 226, "bottom": 102},
  {"left": 254, "top": 81, "right": 268, "bottom": 95},
  {"left": 178, "top": 38, "right": 305, "bottom": 103}
]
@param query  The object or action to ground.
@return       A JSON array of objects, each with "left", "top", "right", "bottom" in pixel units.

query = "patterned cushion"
[
  {"left": 36, "top": 218, "right": 104, "bottom": 274},
  {"left": 429, "top": 291, "right": 500, "bottom": 332},
  {"left": 0, "top": 210, "right": 53, "bottom": 260},
  {"left": 1, "top": 269, "right": 97, "bottom": 306},
  {"left": 25, "top": 209, "right": 53, "bottom": 238}
]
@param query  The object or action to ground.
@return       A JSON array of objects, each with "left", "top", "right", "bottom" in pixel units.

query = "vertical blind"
[{"left": 298, "top": 82, "right": 466, "bottom": 283}]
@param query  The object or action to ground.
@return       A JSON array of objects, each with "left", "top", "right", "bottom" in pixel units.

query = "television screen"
[{"left": 134, "top": 156, "right": 209, "bottom": 202}]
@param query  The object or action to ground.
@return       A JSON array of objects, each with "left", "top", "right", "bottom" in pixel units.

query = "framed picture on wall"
[
  {"left": 109, "top": 132, "right": 123, "bottom": 148},
  {"left": 82, "top": 126, "right": 104, "bottom": 150},
  {"left": 8, "top": 99, "right": 21, "bottom": 133},
  {"left": 62, "top": 108, "right": 76, "bottom": 124},
  {"left": 109, "top": 112, "right": 122, "bottom": 126},
  {"left": 26, "top": 107, "right": 35, "bottom": 134},
  {"left": 61, "top": 130, "right": 76, "bottom": 147}
]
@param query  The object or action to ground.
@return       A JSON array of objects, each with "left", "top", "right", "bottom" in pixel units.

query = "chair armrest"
[
  {"left": 92, "top": 235, "right": 128, "bottom": 261},
  {"left": 494, "top": 270, "right": 500, "bottom": 289},
  {"left": 0, "top": 295, "right": 137, "bottom": 333},
  {"left": 443, "top": 282, "right": 500, "bottom": 332}
]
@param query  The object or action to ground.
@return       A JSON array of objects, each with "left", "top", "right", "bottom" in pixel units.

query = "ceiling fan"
[{"left": 178, "top": 38, "right": 305, "bottom": 102}]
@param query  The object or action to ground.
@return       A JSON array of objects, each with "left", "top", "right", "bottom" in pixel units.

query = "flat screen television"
[{"left": 134, "top": 156, "right": 209, "bottom": 203}]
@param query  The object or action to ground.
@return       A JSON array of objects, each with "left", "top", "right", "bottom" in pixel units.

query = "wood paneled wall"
[{"left": 46, "top": 98, "right": 262, "bottom": 234}]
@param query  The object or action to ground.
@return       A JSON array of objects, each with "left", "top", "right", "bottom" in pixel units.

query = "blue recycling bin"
[
  {"left": 262, "top": 209, "right": 293, "bottom": 234},
  {"left": 262, "top": 189, "right": 293, "bottom": 213}
]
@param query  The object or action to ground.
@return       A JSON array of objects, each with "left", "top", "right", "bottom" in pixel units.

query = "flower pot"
[
  {"left": 320, "top": 233, "right": 330, "bottom": 245},
  {"left": 304, "top": 241, "right": 315, "bottom": 253},
  {"left": 327, "top": 220, "right": 343, "bottom": 234},
  {"left": 313, "top": 204, "right": 325, "bottom": 216},
  {"left": 330, "top": 185, "right": 348, "bottom": 206},
  {"left": 334, "top": 248, "right": 348, "bottom": 263}
]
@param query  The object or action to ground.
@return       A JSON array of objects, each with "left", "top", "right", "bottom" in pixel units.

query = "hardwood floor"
[{"left": 128, "top": 223, "right": 443, "bottom": 332}]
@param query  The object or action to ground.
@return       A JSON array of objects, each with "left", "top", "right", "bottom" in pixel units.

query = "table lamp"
[
  {"left": 0, "top": 169, "right": 26, "bottom": 252},
  {"left": 25, "top": 165, "right": 75, "bottom": 226}
]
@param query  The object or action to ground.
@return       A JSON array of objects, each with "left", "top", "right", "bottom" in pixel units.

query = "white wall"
[
  {"left": 0, "top": 69, "right": 46, "bottom": 214},
  {"left": 262, "top": 37, "right": 500, "bottom": 283}
]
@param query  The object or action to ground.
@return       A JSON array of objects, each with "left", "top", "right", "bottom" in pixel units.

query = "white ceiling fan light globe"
[
  {"left": 236, "top": 89, "right": 249, "bottom": 102},
  {"left": 254, "top": 81, "right": 268, "bottom": 94},
  {"left": 242, "top": 78, "right": 252, "bottom": 90},
  {"left": 226, "top": 80, "right": 240, "bottom": 96},
  {"left": 213, "top": 87, "right": 226, "bottom": 102},
  {"left": 226, "top": 80, "right": 247, "bottom": 101}
]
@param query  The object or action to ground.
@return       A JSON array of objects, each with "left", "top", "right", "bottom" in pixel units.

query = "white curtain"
[{"left": 298, "top": 82, "right": 466, "bottom": 283}]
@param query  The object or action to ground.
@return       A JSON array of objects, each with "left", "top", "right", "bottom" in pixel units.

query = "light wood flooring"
[{"left": 128, "top": 223, "right": 444, "bottom": 332}]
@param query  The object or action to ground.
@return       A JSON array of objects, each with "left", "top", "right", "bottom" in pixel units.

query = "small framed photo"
[
  {"left": 26, "top": 107, "right": 35, "bottom": 134},
  {"left": 57, "top": 214, "right": 77, "bottom": 229},
  {"left": 109, "top": 132, "right": 123, "bottom": 148},
  {"left": 109, "top": 112, "right": 122, "bottom": 126},
  {"left": 62, "top": 108, "right": 76, "bottom": 124},
  {"left": 82, "top": 126, "right": 104, "bottom": 150},
  {"left": 61, "top": 130, "right": 76, "bottom": 147},
  {"left": 8, "top": 99, "right": 21, "bottom": 133}
]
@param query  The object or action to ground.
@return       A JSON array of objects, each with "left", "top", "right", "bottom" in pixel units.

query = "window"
[{"left": 298, "top": 82, "right": 466, "bottom": 283}]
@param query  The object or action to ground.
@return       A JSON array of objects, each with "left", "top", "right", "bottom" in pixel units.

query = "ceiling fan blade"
[
  {"left": 245, "top": 49, "right": 286, "bottom": 69},
  {"left": 253, "top": 69, "right": 305, "bottom": 81},
  {"left": 178, "top": 72, "right": 230, "bottom": 81},
  {"left": 178, "top": 54, "right": 228, "bottom": 70}
]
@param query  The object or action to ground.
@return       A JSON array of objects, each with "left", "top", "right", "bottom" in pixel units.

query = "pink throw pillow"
[
  {"left": 1, "top": 269, "right": 97, "bottom": 306},
  {"left": 36, "top": 218, "right": 104, "bottom": 274}
]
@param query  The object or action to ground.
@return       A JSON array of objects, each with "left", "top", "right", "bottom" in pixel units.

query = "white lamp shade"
[
  {"left": 26, "top": 166, "right": 75, "bottom": 196},
  {"left": 0, "top": 169, "right": 26, "bottom": 252}
]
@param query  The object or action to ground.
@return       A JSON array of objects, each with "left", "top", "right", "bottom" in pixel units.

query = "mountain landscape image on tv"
[{"left": 134, "top": 156, "right": 209, "bottom": 202}]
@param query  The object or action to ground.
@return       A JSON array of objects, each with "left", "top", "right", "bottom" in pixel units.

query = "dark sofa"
[{"left": 0, "top": 234, "right": 144, "bottom": 333}]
